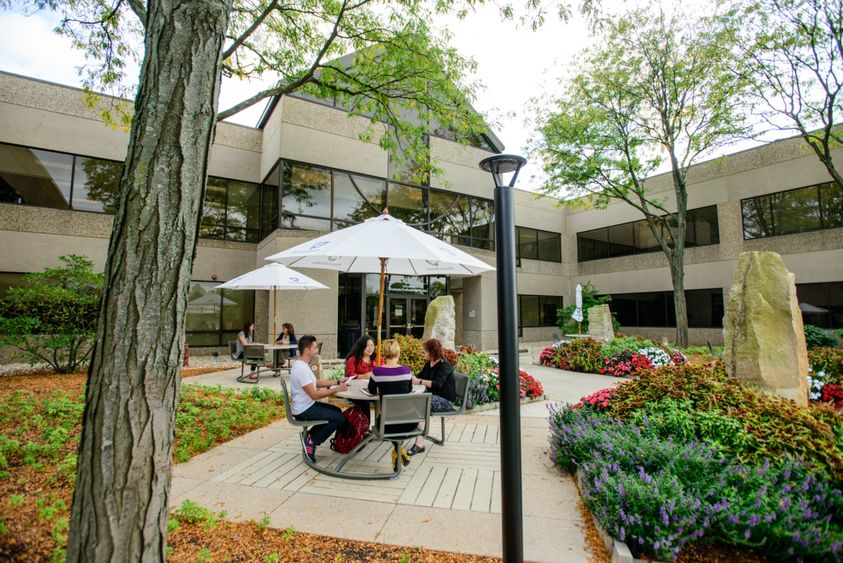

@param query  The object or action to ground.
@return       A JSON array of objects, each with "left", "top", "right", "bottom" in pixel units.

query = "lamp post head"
[{"left": 479, "top": 154, "right": 527, "bottom": 188}]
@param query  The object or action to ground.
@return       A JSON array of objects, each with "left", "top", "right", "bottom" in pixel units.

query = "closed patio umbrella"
[
  {"left": 265, "top": 212, "right": 495, "bottom": 361},
  {"left": 216, "top": 263, "right": 328, "bottom": 342}
]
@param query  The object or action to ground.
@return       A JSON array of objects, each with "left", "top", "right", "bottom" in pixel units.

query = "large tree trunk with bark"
[
  {"left": 669, "top": 249, "right": 689, "bottom": 349},
  {"left": 67, "top": 1, "right": 232, "bottom": 560}
]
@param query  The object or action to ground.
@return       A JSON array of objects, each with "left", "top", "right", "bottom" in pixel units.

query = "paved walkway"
[{"left": 173, "top": 358, "right": 624, "bottom": 561}]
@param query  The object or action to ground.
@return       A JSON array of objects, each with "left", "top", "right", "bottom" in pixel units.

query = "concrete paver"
[{"left": 172, "top": 357, "right": 608, "bottom": 560}]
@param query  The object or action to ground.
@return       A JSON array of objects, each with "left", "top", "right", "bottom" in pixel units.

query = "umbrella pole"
[
  {"left": 273, "top": 287, "right": 278, "bottom": 343},
  {"left": 376, "top": 257, "right": 387, "bottom": 365}
]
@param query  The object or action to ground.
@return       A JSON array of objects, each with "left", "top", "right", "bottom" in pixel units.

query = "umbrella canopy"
[
  {"left": 216, "top": 263, "right": 328, "bottom": 291},
  {"left": 572, "top": 283, "right": 584, "bottom": 324},
  {"left": 216, "top": 263, "right": 328, "bottom": 341},
  {"left": 265, "top": 214, "right": 495, "bottom": 276},
  {"left": 265, "top": 213, "right": 496, "bottom": 361}
]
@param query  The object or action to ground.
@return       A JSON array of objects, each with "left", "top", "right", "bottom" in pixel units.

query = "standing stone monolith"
[
  {"left": 588, "top": 304, "right": 615, "bottom": 342},
  {"left": 422, "top": 295, "right": 456, "bottom": 350},
  {"left": 723, "top": 251, "right": 808, "bottom": 406}
]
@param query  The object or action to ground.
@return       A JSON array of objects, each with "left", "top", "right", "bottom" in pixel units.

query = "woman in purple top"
[{"left": 369, "top": 340, "right": 414, "bottom": 467}]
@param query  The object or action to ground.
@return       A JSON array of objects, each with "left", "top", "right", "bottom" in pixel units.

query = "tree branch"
[{"left": 222, "top": 0, "right": 279, "bottom": 60}]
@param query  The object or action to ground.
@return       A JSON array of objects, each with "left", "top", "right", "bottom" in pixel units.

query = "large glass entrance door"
[{"left": 387, "top": 297, "right": 427, "bottom": 339}]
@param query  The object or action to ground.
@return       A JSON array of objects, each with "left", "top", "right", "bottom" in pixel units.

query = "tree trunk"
[
  {"left": 67, "top": 1, "right": 232, "bottom": 560},
  {"left": 669, "top": 251, "right": 689, "bottom": 348}
]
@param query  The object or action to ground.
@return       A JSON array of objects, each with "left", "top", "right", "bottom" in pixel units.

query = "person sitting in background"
[
  {"left": 408, "top": 338, "right": 456, "bottom": 456},
  {"left": 290, "top": 335, "right": 349, "bottom": 463},
  {"left": 369, "top": 339, "right": 414, "bottom": 468},
  {"left": 275, "top": 322, "right": 298, "bottom": 359},
  {"left": 345, "top": 335, "right": 375, "bottom": 380},
  {"left": 236, "top": 321, "right": 258, "bottom": 379}
]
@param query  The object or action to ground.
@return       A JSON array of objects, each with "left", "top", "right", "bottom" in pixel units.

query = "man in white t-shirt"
[{"left": 290, "top": 335, "right": 348, "bottom": 462}]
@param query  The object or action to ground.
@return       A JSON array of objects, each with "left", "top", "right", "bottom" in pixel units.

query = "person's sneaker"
[
  {"left": 407, "top": 444, "right": 425, "bottom": 456},
  {"left": 302, "top": 435, "right": 317, "bottom": 463}
]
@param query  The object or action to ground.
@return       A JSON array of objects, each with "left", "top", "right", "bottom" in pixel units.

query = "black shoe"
[{"left": 407, "top": 444, "right": 425, "bottom": 456}]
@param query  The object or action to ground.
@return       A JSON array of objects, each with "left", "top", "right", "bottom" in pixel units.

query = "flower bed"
[
  {"left": 548, "top": 363, "right": 843, "bottom": 561},
  {"left": 539, "top": 337, "right": 687, "bottom": 377},
  {"left": 457, "top": 352, "right": 544, "bottom": 409}
]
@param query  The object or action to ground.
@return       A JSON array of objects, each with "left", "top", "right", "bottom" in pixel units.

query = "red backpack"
[{"left": 330, "top": 405, "right": 370, "bottom": 454}]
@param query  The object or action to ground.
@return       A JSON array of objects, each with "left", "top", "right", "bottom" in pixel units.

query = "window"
[
  {"left": 0, "top": 144, "right": 73, "bottom": 209},
  {"left": 282, "top": 162, "right": 331, "bottom": 225},
  {"left": 199, "top": 177, "right": 262, "bottom": 242},
  {"left": 71, "top": 156, "right": 123, "bottom": 213},
  {"left": 577, "top": 206, "right": 720, "bottom": 262},
  {"left": 519, "top": 295, "right": 563, "bottom": 328},
  {"left": 333, "top": 172, "right": 384, "bottom": 224},
  {"left": 796, "top": 282, "right": 843, "bottom": 329},
  {"left": 516, "top": 227, "right": 562, "bottom": 262},
  {"left": 388, "top": 183, "right": 427, "bottom": 225},
  {"left": 742, "top": 182, "right": 843, "bottom": 239},
  {"left": 185, "top": 281, "right": 255, "bottom": 347},
  {"left": 260, "top": 162, "right": 281, "bottom": 238},
  {"left": 600, "top": 289, "right": 724, "bottom": 328}
]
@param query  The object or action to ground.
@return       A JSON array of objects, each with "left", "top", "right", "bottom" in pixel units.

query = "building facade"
[{"left": 0, "top": 71, "right": 840, "bottom": 357}]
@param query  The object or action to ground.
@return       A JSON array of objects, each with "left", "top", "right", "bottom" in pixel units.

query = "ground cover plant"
[
  {"left": 549, "top": 363, "right": 843, "bottom": 561},
  {"left": 457, "top": 352, "right": 544, "bottom": 409},
  {"left": 805, "top": 324, "right": 840, "bottom": 349},
  {"left": 0, "top": 373, "right": 284, "bottom": 561}
]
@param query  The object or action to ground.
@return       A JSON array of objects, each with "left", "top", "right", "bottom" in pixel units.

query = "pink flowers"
[{"left": 573, "top": 387, "right": 616, "bottom": 410}]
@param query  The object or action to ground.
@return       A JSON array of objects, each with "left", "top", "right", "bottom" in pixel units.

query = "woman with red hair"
[{"left": 408, "top": 338, "right": 456, "bottom": 455}]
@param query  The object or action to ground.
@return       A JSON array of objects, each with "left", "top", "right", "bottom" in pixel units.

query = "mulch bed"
[{"left": 169, "top": 521, "right": 499, "bottom": 562}]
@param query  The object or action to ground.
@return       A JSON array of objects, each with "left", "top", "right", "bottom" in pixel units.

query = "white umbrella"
[
  {"left": 572, "top": 283, "right": 584, "bottom": 327},
  {"left": 265, "top": 212, "right": 495, "bottom": 360},
  {"left": 216, "top": 263, "right": 328, "bottom": 341}
]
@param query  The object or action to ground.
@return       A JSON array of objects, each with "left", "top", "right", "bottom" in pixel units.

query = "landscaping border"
[
  {"left": 574, "top": 470, "right": 665, "bottom": 563},
  {"left": 466, "top": 394, "right": 546, "bottom": 413}
]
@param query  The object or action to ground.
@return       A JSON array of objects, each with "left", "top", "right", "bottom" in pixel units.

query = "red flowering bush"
[
  {"left": 539, "top": 344, "right": 571, "bottom": 370},
  {"left": 519, "top": 370, "right": 545, "bottom": 399},
  {"left": 441, "top": 347, "right": 459, "bottom": 366},
  {"left": 670, "top": 350, "right": 688, "bottom": 365},
  {"left": 573, "top": 387, "right": 616, "bottom": 410},
  {"left": 600, "top": 350, "right": 653, "bottom": 377},
  {"left": 821, "top": 383, "right": 843, "bottom": 408}
]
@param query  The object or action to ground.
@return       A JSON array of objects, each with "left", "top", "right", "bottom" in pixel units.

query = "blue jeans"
[{"left": 294, "top": 402, "right": 345, "bottom": 446}]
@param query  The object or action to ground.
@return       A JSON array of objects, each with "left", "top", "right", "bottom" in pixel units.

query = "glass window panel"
[
  {"left": 518, "top": 227, "right": 538, "bottom": 260},
  {"left": 388, "top": 183, "right": 427, "bottom": 225},
  {"left": 221, "top": 288, "right": 254, "bottom": 331},
  {"left": 71, "top": 157, "right": 122, "bottom": 213},
  {"left": 520, "top": 295, "right": 540, "bottom": 327},
  {"left": 260, "top": 163, "right": 281, "bottom": 238},
  {"left": 742, "top": 195, "right": 773, "bottom": 239},
  {"left": 226, "top": 180, "right": 261, "bottom": 237},
  {"left": 772, "top": 185, "right": 822, "bottom": 235},
  {"left": 608, "top": 223, "right": 634, "bottom": 257},
  {"left": 186, "top": 332, "right": 222, "bottom": 346},
  {"left": 577, "top": 228, "right": 608, "bottom": 261},
  {"left": 282, "top": 163, "right": 331, "bottom": 218},
  {"left": 610, "top": 295, "right": 637, "bottom": 327},
  {"left": 0, "top": 144, "right": 72, "bottom": 209},
  {"left": 690, "top": 206, "right": 719, "bottom": 246},
  {"left": 430, "top": 276, "right": 448, "bottom": 298},
  {"left": 200, "top": 179, "right": 227, "bottom": 239},
  {"left": 686, "top": 289, "right": 723, "bottom": 328},
  {"left": 387, "top": 275, "right": 427, "bottom": 295},
  {"left": 797, "top": 282, "right": 833, "bottom": 329},
  {"left": 634, "top": 220, "right": 661, "bottom": 253},
  {"left": 536, "top": 230, "right": 561, "bottom": 262},
  {"left": 186, "top": 282, "right": 222, "bottom": 333},
  {"left": 430, "top": 191, "right": 471, "bottom": 244},
  {"left": 821, "top": 182, "right": 843, "bottom": 228},
  {"left": 282, "top": 215, "right": 331, "bottom": 231},
  {"left": 540, "top": 296, "right": 562, "bottom": 326},
  {"left": 636, "top": 292, "right": 668, "bottom": 327},
  {"left": 470, "top": 198, "right": 495, "bottom": 241},
  {"left": 333, "top": 172, "right": 384, "bottom": 223}
]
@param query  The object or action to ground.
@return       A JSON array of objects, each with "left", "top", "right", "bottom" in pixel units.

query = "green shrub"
[
  {"left": 559, "top": 338, "right": 604, "bottom": 373},
  {"left": 804, "top": 324, "right": 839, "bottom": 349},
  {"left": 172, "top": 500, "right": 227, "bottom": 530},
  {"left": 809, "top": 347, "right": 843, "bottom": 380},
  {"left": 393, "top": 334, "right": 426, "bottom": 372},
  {"left": 0, "top": 255, "right": 102, "bottom": 373},
  {"left": 600, "top": 336, "right": 656, "bottom": 359},
  {"left": 457, "top": 352, "right": 497, "bottom": 376},
  {"left": 556, "top": 281, "right": 619, "bottom": 335},
  {"left": 610, "top": 363, "right": 843, "bottom": 483}
]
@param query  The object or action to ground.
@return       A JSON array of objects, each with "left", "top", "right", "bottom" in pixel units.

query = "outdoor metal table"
[
  {"left": 336, "top": 378, "right": 425, "bottom": 404},
  {"left": 263, "top": 343, "right": 297, "bottom": 371}
]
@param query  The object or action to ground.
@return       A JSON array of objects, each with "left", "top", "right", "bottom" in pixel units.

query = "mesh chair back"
[
  {"left": 243, "top": 344, "right": 266, "bottom": 363},
  {"left": 279, "top": 378, "right": 299, "bottom": 425},
  {"left": 453, "top": 372, "right": 469, "bottom": 407},
  {"left": 228, "top": 341, "right": 239, "bottom": 360},
  {"left": 378, "top": 394, "right": 431, "bottom": 439}
]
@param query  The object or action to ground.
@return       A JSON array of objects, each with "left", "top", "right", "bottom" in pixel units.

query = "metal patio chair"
[{"left": 426, "top": 371, "right": 469, "bottom": 446}]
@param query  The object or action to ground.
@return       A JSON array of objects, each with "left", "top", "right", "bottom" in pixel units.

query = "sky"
[{"left": 0, "top": 4, "right": 596, "bottom": 192}]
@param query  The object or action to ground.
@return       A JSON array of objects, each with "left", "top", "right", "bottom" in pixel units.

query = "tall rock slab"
[
  {"left": 423, "top": 295, "right": 456, "bottom": 350},
  {"left": 723, "top": 251, "right": 808, "bottom": 406},
  {"left": 588, "top": 304, "right": 615, "bottom": 342}
]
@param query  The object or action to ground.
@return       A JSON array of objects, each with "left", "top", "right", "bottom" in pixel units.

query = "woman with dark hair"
[
  {"left": 236, "top": 320, "right": 258, "bottom": 378},
  {"left": 408, "top": 338, "right": 456, "bottom": 455},
  {"left": 275, "top": 322, "right": 298, "bottom": 358},
  {"left": 344, "top": 334, "right": 375, "bottom": 380}
]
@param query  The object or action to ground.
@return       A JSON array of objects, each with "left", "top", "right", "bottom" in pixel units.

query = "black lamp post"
[{"left": 479, "top": 153, "right": 527, "bottom": 562}]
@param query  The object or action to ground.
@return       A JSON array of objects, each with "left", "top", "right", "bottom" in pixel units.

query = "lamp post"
[{"left": 479, "top": 153, "right": 527, "bottom": 562}]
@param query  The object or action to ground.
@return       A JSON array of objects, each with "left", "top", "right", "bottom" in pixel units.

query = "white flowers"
[
  {"left": 808, "top": 367, "right": 827, "bottom": 402},
  {"left": 637, "top": 346, "right": 672, "bottom": 367}
]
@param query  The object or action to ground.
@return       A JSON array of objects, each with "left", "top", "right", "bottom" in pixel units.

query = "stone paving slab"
[{"left": 170, "top": 358, "right": 601, "bottom": 560}]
